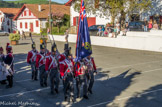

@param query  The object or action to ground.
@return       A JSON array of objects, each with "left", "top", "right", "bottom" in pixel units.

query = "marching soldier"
[
  {"left": 75, "top": 59, "right": 89, "bottom": 99},
  {"left": 84, "top": 55, "right": 97, "bottom": 94},
  {"left": 4, "top": 43, "right": 14, "bottom": 88},
  {"left": 45, "top": 43, "right": 59, "bottom": 94},
  {"left": 60, "top": 47, "right": 75, "bottom": 101},
  {"left": 42, "top": 42, "right": 50, "bottom": 56},
  {"left": 36, "top": 44, "right": 48, "bottom": 87},
  {"left": 27, "top": 42, "right": 38, "bottom": 81},
  {"left": 0, "top": 46, "right": 7, "bottom": 84}
]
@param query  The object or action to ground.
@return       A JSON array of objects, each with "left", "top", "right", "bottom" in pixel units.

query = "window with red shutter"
[
  {"left": 24, "top": 11, "right": 26, "bottom": 16},
  {"left": 36, "top": 20, "right": 39, "bottom": 27},
  {"left": 73, "top": 17, "right": 76, "bottom": 26},
  {"left": 29, "top": 11, "right": 31, "bottom": 16},
  {"left": 25, "top": 22, "right": 28, "bottom": 29},
  {"left": 20, "top": 22, "right": 22, "bottom": 28}
]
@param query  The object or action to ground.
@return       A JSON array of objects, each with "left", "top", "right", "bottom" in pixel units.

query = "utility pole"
[{"left": 49, "top": 0, "right": 52, "bottom": 34}]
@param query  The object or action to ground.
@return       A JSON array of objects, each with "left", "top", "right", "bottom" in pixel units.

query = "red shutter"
[
  {"left": 73, "top": 17, "right": 76, "bottom": 26},
  {"left": 25, "top": 22, "right": 28, "bottom": 29},
  {"left": 24, "top": 11, "right": 26, "bottom": 16},
  {"left": 87, "top": 17, "right": 96, "bottom": 27},
  {"left": 36, "top": 20, "right": 39, "bottom": 27},
  {"left": 20, "top": 22, "right": 22, "bottom": 28},
  {"left": 1, "top": 18, "right": 2, "bottom": 22},
  {"left": 29, "top": 10, "right": 31, "bottom": 16}
]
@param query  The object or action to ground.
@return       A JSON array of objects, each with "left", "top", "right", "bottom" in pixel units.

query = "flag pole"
[{"left": 75, "top": 0, "right": 83, "bottom": 57}]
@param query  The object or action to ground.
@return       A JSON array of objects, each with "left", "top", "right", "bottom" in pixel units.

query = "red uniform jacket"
[
  {"left": 45, "top": 49, "right": 50, "bottom": 56},
  {"left": 36, "top": 53, "right": 46, "bottom": 68},
  {"left": 58, "top": 53, "right": 66, "bottom": 62},
  {"left": 84, "top": 57, "right": 96, "bottom": 71},
  {"left": 45, "top": 55, "right": 58, "bottom": 71},
  {"left": 74, "top": 61, "right": 86, "bottom": 77},
  {"left": 59, "top": 58, "right": 74, "bottom": 78},
  {"left": 27, "top": 50, "right": 38, "bottom": 63}
]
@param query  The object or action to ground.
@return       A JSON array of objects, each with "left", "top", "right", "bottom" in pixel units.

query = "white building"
[
  {"left": 65, "top": 0, "right": 111, "bottom": 27},
  {"left": 0, "top": 8, "right": 20, "bottom": 33},
  {"left": 13, "top": 4, "right": 70, "bottom": 34}
]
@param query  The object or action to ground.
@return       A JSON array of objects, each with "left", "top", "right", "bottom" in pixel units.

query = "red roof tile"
[
  {"left": 0, "top": 8, "right": 20, "bottom": 19},
  {"left": 13, "top": 4, "right": 70, "bottom": 20}
]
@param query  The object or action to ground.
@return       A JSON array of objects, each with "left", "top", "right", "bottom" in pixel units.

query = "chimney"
[{"left": 38, "top": 5, "right": 41, "bottom": 12}]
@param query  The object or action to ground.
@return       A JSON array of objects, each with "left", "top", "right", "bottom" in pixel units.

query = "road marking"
[
  {"left": 16, "top": 79, "right": 31, "bottom": 83},
  {"left": 14, "top": 67, "right": 162, "bottom": 83},
  {"left": 107, "top": 60, "right": 162, "bottom": 70},
  {"left": 1, "top": 66, "right": 160, "bottom": 98},
  {"left": 0, "top": 87, "right": 50, "bottom": 98},
  {"left": 87, "top": 88, "right": 162, "bottom": 107},
  {"left": 14, "top": 60, "right": 26, "bottom": 65},
  {"left": 142, "top": 68, "right": 162, "bottom": 73}
]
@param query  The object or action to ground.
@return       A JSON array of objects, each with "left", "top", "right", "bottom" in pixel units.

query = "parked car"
[
  {"left": 88, "top": 25, "right": 113, "bottom": 36},
  {"left": 0, "top": 30, "right": 9, "bottom": 36},
  {"left": 128, "top": 21, "right": 145, "bottom": 31}
]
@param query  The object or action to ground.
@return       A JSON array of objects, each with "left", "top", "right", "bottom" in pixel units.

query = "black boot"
[
  {"left": 1, "top": 80, "right": 7, "bottom": 84},
  {"left": 64, "top": 96, "right": 68, "bottom": 101},
  {"left": 51, "top": 91, "right": 54, "bottom": 95},
  {"left": 44, "top": 83, "right": 47, "bottom": 87},
  {"left": 88, "top": 89, "right": 93, "bottom": 94},
  {"left": 83, "top": 95, "right": 89, "bottom": 99},
  {"left": 55, "top": 88, "right": 59, "bottom": 94}
]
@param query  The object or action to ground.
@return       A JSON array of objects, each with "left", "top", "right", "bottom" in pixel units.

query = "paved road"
[{"left": 0, "top": 36, "right": 162, "bottom": 107}]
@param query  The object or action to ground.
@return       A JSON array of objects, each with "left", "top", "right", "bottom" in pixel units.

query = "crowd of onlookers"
[
  {"left": 144, "top": 18, "right": 160, "bottom": 32},
  {"left": 97, "top": 19, "right": 161, "bottom": 38},
  {"left": 97, "top": 22, "right": 129, "bottom": 38}
]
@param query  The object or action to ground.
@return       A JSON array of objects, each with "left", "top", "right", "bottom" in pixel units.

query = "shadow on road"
[{"left": 125, "top": 84, "right": 162, "bottom": 107}]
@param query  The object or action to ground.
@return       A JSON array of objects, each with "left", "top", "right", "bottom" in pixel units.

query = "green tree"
[{"left": 73, "top": 0, "right": 152, "bottom": 26}]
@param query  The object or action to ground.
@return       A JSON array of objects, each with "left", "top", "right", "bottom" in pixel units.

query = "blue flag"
[{"left": 75, "top": 0, "right": 92, "bottom": 60}]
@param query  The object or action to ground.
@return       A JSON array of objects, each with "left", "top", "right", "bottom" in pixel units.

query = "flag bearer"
[
  {"left": 60, "top": 47, "right": 75, "bottom": 102},
  {"left": 75, "top": 59, "right": 89, "bottom": 99}
]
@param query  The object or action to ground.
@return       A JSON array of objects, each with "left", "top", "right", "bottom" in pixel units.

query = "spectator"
[
  {"left": 148, "top": 20, "right": 153, "bottom": 30},
  {"left": 29, "top": 29, "right": 32, "bottom": 37},
  {"left": 116, "top": 21, "right": 120, "bottom": 34},
  {"left": 65, "top": 29, "right": 69, "bottom": 43},
  {"left": 122, "top": 22, "right": 129, "bottom": 36},
  {"left": 104, "top": 28, "right": 108, "bottom": 37},
  {"left": 97, "top": 26, "right": 102, "bottom": 36},
  {"left": 112, "top": 26, "right": 117, "bottom": 38},
  {"left": 47, "top": 28, "right": 50, "bottom": 35},
  {"left": 101, "top": 26, "right": 105, "bottom": 37},
  {"left": 22, "top": 30, "right": 26, "bottom": 40},
  {"left": 144, "top": 18, "right": 148, "bottom": 32},
  {"left": 153, "top": 21, "right": 159, "bottom": 30}
]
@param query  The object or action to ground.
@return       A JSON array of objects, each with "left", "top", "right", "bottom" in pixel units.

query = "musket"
[{"left": 30, "top": 32, "right": 34, "bottom": 44}]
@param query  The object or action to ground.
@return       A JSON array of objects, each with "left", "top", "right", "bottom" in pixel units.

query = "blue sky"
[
  {"left": 52, "top": 0, "right": 69, "bottom": 4},
  {"left": 3, "top": 0, "right": 69, "bottom": 4}
]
